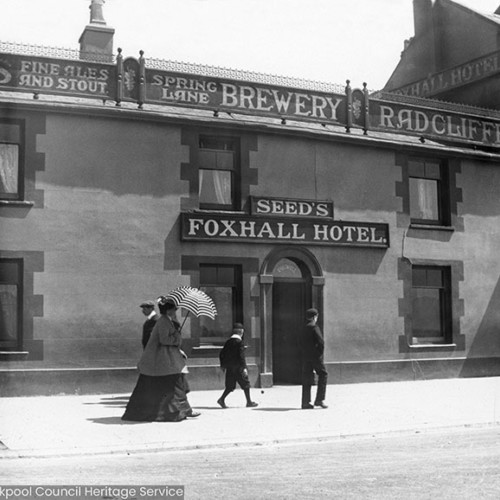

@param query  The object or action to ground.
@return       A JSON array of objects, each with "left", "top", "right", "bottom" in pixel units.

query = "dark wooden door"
[{"left": 272, "top": 281, "right": 305, "bottom": 384}]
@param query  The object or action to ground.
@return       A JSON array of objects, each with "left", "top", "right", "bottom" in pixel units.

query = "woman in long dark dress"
[{"left": 122, "top": 297, "right": 199, "bottom": 422}]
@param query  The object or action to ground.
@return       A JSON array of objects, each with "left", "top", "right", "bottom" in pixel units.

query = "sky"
[{"left": 1, "top": 0, "right": 500, "bottom": 90}]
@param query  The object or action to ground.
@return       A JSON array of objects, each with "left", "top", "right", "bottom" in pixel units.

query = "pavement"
[{"left": 0, "top": 376, "right": 499, "bottom": 459}]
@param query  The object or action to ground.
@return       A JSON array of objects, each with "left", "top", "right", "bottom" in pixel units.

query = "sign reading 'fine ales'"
[
  {"left": 181, "top": 213, "right": 389, "bottom": 248},
  {"left": 0, "top": 54, "right": 115, "bottom": 98}
]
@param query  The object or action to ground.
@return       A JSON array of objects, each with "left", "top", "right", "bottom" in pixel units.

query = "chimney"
[
  {"left": 79, "top": 0, "right": 115, "bottom": 62},
  {"left": 413, "top": 0, "right": 434, "bottom": 37}
]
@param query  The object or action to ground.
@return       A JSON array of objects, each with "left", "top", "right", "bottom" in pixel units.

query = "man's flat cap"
[{"left": 306, "top": 308, "right": 318, "bottom": 318}]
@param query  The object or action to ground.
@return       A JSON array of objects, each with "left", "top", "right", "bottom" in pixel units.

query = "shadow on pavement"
[
  {"left": 253, "top": 408, "right": 300, "bottom": 412},
  {"left": 84, "top": 396, "right": 129, "bottom": 407},
  {"left": 87, "top": 417, "right": 145, "bottom": 425},
  {"left": 192, "top": 405, "right": 301, "bottom": 411}
]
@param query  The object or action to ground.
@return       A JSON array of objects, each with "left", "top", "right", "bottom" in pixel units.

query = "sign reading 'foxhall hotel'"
[{"left": 181, "top": 197, "right": 389, "bottom": 248}]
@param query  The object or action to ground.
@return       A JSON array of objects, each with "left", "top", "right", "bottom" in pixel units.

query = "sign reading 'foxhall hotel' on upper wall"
[{"left": 181, "top": 197, "right": 390, "bottom": 249}]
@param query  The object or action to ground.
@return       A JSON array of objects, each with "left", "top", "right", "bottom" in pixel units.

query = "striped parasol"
[{"left": 165, "top": 286, "right": 217, "bottom": 320}]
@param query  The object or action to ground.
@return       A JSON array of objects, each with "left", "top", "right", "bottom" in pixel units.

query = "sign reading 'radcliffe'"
[
  {"left": 181, "top": 213, "right": 389, "bottom": 248},
  {"left": 369, "top": 98, "right": 500, "bottom": 146}
]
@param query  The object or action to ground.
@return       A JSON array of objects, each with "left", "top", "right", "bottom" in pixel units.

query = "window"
[
  {"left": 408, "top": 158, "right": 449, "bottom": 226},
  {"left": 0, "top": 122, "right": 22, "bottom": 200},
  {"left": 274, "top": 258, "right": 302, "bottom": 279},
  {"left": 411, "top": 266, "right": 451, "bottom": 345},
  {"left": 199, "top": 264, "right": 242, "bottom": 340},
  {"left": 198, "top": 136, "right": 239, "bottom": 210},
  {"left": 0, "top": 260, "right": 22, "bottom": 350}
]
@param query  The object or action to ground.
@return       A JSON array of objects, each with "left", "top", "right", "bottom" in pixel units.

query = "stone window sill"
[
  {"left": 0, "top": 200, "right": 34, "bottom": 207},
  {"left": 0, "top": 351, "right": 29, "bottom": 361},
  {"left": 409, "top": 343, "right": 457, "bottom": 351},
  {"left": 409, "top": 223, "right": 455, "bottom": 232}
]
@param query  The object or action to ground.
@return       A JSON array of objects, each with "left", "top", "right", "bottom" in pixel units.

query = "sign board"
[
  {"left": 2, "top": 50, "right": 500, "bottom": 149},
  {"left": 370, "top": 98, "right": 500, "bottom": 147},
  {"left": 0, "top": 53, "right": 115, "bottom": 99},
  {"left": 250, "top": 196, "right": 333, "bottom": 219},
  {"left": 181, "top": 212, "right": 389, "bottom": 248},
  {"left": 145, "top": 69, "right": 346, "bottom": 125},
  {"left": 387, "top": 50, "right": 500, "bottom": 98}
]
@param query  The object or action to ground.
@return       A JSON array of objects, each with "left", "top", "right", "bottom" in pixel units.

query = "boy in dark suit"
[
  {"left": 217, "top": 323, "right": 258, "bottom": 408},
  {"left": 299, "top": 308, "right": 328, "bottom": 409}
]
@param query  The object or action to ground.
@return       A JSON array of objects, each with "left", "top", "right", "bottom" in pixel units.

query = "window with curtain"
[
  {"left": 411, "top": 266, "right": 451, "bottom": 345},
  {"left": 408, "top": 158, "right": 448, "bottom": 225},
  {"left": 198, "top": 136, "right": 238, "bottom": 210},
  {"left": 199, "top": 264, "right": 242, "bottom": 342},
  {"left": 0, "top": 260, "right": 21, "bottom": 349},
  {"left": 0, "top": 122, "right": 21, "bottom": 200}
]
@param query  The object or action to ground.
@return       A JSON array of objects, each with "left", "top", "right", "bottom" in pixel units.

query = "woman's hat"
[{"left": 157, "top": 296, "right": 177, "bottom": 308}]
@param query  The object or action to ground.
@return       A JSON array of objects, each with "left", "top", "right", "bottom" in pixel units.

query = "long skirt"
[{"left": 122, "top": 373, "right": 192, "bottom": 422}]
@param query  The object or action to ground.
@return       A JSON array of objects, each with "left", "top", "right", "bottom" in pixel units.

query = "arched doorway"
[
  {"left": 272, "top": 258, "right": 310, "bottom": 384},
  {"left": 259, "top": 247, "right": 324, "bottom": 387}
]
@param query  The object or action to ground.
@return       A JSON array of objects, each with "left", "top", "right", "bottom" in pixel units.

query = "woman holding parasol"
[{"left": 122, "top": 296, "right": 200, "bottom": 422}]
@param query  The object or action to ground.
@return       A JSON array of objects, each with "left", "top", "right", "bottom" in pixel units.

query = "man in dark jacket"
[
  {"left": 217, "top": 323, "right": 258, "bottom": 409},
  {"left": 299, "top": 308, "right": 328, "bottom": 409},
  {"left": 139, "top": 300, "right": 159, "bottom": 349}
]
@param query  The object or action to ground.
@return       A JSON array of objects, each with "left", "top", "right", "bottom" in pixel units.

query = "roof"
[
  {"left": 444, "top": 0, "right": 500, "bottom": 26},
  {"left": 2, "top": 89, "right": 500, "bottom": 162}
]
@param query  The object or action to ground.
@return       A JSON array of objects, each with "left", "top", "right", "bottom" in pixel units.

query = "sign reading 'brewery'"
[
  {"left": 181, "top": 213, "right": 389, "bottom": 248},
  {"left": 146, "top": 70, "right": 346, "bottom": 125}
]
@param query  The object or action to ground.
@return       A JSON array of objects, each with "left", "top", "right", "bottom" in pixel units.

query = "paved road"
[{"left": 1, "top": 426, "right": 499, "bottom": 499}]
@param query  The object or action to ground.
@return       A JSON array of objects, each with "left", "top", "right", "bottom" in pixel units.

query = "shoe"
[
  {"left": 186, "top": 410, "right": 201, "bottom": 417},
  {"left": 301, "top": 403, "right": 314, "bottom": 409},
  {"left": 246, "top": 401, "right": 258, "bottom": 408},
  {"left": 217, "top": 398, "right": 227, "bottom": 409},
  {"left": 314, "top": 401, "right": 328, "bottom": 409}
]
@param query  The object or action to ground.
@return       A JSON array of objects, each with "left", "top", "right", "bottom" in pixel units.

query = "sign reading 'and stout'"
[
  {"left": 181, "top": 213, "right": 389, "bottom": 248},
  {"left": 0, "top": 54, "right": 115, "bottom": 98}
]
